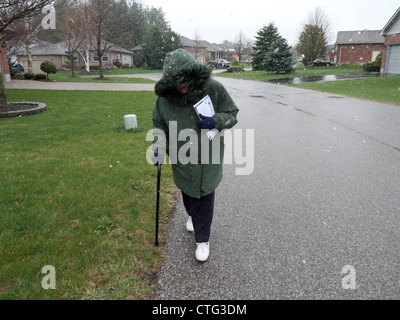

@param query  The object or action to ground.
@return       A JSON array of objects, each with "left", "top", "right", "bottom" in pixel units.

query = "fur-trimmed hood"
[{"left": 155, "top": 49, "right": 211, "bottom": 104}]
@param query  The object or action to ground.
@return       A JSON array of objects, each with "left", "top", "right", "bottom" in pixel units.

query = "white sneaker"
[
  {"left": 196, "top": 242, "right": 209, "bottom": 262},
  {"left": 186, "top": 216, "right": 194, "bottom": 232}
]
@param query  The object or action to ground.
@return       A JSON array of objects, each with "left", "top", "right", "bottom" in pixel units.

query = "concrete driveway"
[
  {"left": 5, "top": 77, "right": 157, "bottom": 91},
  {"left": 155, "top": 77, "right": 400, "bottom": 299}
]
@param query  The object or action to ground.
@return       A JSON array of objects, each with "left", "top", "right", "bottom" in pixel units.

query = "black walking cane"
[{"left": 154, "top": 162, "right": 161, "bottom": 246}]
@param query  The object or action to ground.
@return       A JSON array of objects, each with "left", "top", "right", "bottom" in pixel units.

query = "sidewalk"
[
  {"left": 5, "top": 71, "right": 227, "bottom": 91},
  {"left": 5, "top": 79, "right": 156, "bottom": 91},
  {"left": 4, "top": 72, "right": 162, "bottom": 92}
]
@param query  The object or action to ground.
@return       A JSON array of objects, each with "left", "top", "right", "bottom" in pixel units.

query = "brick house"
[
  {"left": 0, "top": 41, "right": 10, "bottom": 82},
  {"left": 179, "top": 36, "right": 207, "bottom": 64},
  {"left": 380, "top": 7, "right": 400, "bottom": 74},
  {"left": 336, "top": 30, "right": 385, "bottom": 65},
  {"left": 16, "top": 41, "right": 133, "bottom": 74}
]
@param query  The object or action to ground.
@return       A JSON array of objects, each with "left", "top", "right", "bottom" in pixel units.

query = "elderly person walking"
[{"left": 152, "top": 49, "right": 238, "bottom": 262}]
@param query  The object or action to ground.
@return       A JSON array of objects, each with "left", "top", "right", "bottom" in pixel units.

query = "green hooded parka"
[{"left": 152, "top": 49, "right": 239, "bottom": 199}]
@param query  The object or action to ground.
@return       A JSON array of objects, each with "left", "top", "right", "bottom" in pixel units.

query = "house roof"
[
  {"left": 17, "top": 41, "right": 133, "bottom": 56},
  {"left": 108, "top": 44, "right": 133, "bottom": 55},
  {"left": 336, "top": 30, "right": 384, "bottom": 45},
  {"left": 199, "top": 40, "right": 223, "bottom": 52},
  {"left": 179, "top": 36, "right": 194, "bottom": 47},
  {"left": 215, "top": 41, "right": 234, "bottom": 51},
  {"left": 179, "top": 35, "right": 207, "bottom": 48},
  {"left": 30, "top": 43, "right": 67, "bottom": 55},
  {"left": 179, "top": 36, "right": 233, "bottom": 52},
  {"left": 380, "top": 6, "right": 400, "bottom": 36}
]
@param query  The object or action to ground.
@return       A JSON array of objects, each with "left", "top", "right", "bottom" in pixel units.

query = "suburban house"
[
  {"left": 336, "top": 30, "right": 385, "bottom": 65},
  {"left": 179, "top": 36, "right": 236, "bottom": 63},
  {"left": 0, "top": 41, "right": 11, "bottom": 82},
  {"left": 132, "top": 36, "right": 234, "bottom": 66},
  {"left": 16, "top": 41, "right": 133, "bottom": 74},
  {"left": 179, "top": 36, "right": 207, "bottom": 64},
  {"left": 199, "top": 41, "right": 224, "bottom": 61},
  {"left": 380, "top": 6, "right": 400, "bottom": 74}
]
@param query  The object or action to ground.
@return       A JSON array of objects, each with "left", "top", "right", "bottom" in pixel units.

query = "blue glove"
[
  {"left": 197, "top": 114, "right": 215, "bottom": 130},
  {"left": 152, "top": 152, "right": 165, "bottom": 167}
]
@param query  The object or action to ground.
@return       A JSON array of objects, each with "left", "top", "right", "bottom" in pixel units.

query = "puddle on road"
[{"left": 263, "top": 73, "right": 381, "bottom": 85}]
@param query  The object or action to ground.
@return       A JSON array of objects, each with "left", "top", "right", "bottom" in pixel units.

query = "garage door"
[
  {"left": 385, "top": 45, "right": 400, "bottom": 74},
  {"left": 21, "top": 60, "right": 46, "bottom": 74}
]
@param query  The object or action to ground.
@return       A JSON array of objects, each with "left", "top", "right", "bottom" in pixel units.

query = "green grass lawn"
[
  {"left": 50, "top": 75, "right": 156, "bottom": 84},
  {"left": 0, "top": 89, "right": 177, "bottom": 299},
  {"left": 291, "top": 76, "right": 400, "bottom": 106},
  {"left": 216, "top": 64, "right": 399, "bottom": 105},
  {"left": 28, "top": 67, "right": 160, "bottom": 83},
  {"left": 49, "top": 69, "right": 158, "bottom": 84}
]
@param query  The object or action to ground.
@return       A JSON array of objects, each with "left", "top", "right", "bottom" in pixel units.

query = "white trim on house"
[{"left": 380, "top": 7, "right": 400, "bottom": 36}]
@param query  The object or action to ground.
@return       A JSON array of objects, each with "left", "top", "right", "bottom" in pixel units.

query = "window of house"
[
  {"left": 93, "top": 52, "right": 109, "bottom": 62},
  {"left": 62, "top": 54, "right": 77, "bottom": 64}
]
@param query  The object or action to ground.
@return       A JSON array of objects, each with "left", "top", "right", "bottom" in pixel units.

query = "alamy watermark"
[
  {"left": 341, "top": 265, "right": 356, "bottom": 290},
  {"left": 41, "top": 5, "right": 56, "bottom": 30},
  {"left": 40, "top": 264, "right": 356, "bottom": 292},
  {"left": 41, "top": 265, "right": 56, "bottom": 290},
  {"left": 146, "top": 122, "right": 255, "bottom": 176}
]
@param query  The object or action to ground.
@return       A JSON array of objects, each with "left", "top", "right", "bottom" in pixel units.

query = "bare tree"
[
  {"left": 304, "top": 6, "right": 332, "bottom": 42},
  {"left": 9, "top": 18, "right": 44, "bottom": 73},
  {"left": 83, "top": 0, "right": 129, "bottom": 79},
  {"left": 62, "top": 4, "right": 86, "bottom": 77},
  {"left": 82, "top": 0, "right": 113, "bottom": 78},
  {"left": 0, "top": 0, "right": 55, "bottom": 108},
  {"left": 233, "top": 30, "right": 253, "bottom": 62},
  {"left": 192, "top": 29, "right": 203, "bottom": 63},
  {"left": 296, "top": 7, "right": 332, "bottom": 66},
  {"left": 0, "top": 0, "right": 54, "bottom": 35}
]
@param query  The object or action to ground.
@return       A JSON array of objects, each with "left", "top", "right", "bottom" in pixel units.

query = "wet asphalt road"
[
  {"left": 7, "top": 74, "right": 399, "bottom": 299},
  {"left": 154, "top": 77, "right": 400, "bottom": 300}
]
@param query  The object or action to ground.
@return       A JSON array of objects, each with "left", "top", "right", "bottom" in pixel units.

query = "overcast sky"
[{"left": 140, "top": 0, "right": 398, "bottom": 46}]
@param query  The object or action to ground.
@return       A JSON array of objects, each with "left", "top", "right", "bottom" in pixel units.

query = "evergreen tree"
[
  {"left": 251, "top": 23, "right": 280, "bottom": 71},
  {"left": 142, "top": 25, "right": 182, "bottom": 69},
  {"left": 264, "top": 38, "right": 295, "bottom": 74},
  {"left": 128, "top": 0, "right": 147, "bottom": 47}
]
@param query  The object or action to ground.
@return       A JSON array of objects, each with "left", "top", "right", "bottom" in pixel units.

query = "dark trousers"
[{"left": 182, "top": 191, "right": 215, "bottom": 243}]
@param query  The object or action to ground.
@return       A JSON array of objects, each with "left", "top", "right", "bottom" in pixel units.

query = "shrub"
[
  {"left": 227, "top": 66, "right": 244, "bottom": 73},
  {"left": 10, "top": 69, "right": 18, "bottom": 77},
  {"left": 24, "top": 73, "right": 34, "bottom": 80},
  {"left": 40, "top": 61, "right": 57, "bottom": 79},
  {"left": 231, "top": 59, "right": 240, "bottom": 67},
  {"left": 363, "top": 53, "right": 382, "bottom": 73},
  {"left": 34, "top": 74, "right": 47, "bottom": 80}
]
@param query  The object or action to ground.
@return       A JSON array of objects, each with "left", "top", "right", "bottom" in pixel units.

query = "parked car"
[
  {"left": 312, "top": 59, "right": 333, "bottom": 67},
  {"left": 11, "top": 63, "right": 25, "bottom": 73},
  {"left": 208, "top": 59, "right": 231, "bottom": 69}
]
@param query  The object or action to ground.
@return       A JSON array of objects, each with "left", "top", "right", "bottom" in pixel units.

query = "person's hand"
[
  {"left": 152, "top": 152, "right": 165, "bottom": 167},
  {"left": 197, "top": 114, "right": 215, "bottom": 130}
]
